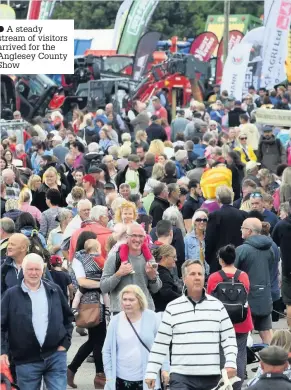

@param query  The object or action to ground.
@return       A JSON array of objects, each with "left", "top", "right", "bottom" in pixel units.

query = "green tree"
[{"left": 52, "top": 0, "right": 263, "bottom": 37}]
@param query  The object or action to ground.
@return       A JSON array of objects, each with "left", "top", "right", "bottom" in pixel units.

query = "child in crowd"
[{"left": 72, "top": 239, "right": 109, "bottom": 316}]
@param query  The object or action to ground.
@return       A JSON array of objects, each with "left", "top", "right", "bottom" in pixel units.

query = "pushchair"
[{"left": 247, "top": 343, "right": 268, "bottom": 366}]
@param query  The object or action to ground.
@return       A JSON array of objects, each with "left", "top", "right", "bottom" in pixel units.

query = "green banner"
[{"left": 117, "top": 0, "right": 159, "bottom": 55}]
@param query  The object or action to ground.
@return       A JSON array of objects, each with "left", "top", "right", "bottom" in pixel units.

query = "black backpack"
[
  {"left": 29, "top": 230, "right": 51, "bottom": 268},
  {"left": 211, "top": 270, "right": 248, "bottom": 324}
]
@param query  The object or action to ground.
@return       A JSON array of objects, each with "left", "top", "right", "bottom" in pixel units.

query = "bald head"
[
  {"left": 7, "top": 233, "right": 29, "bottom": 262},
  {"left": 241, "top": 217, "right": 262, "bottom": 239}
]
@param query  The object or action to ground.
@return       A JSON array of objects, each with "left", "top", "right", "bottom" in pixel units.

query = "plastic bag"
[{"left": 211, "top": 369, "right": 241, "bottom": 390}]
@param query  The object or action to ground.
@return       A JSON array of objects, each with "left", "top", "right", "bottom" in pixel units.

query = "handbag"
[
  {"left": 126, "top": 315, "right": 150, "bottom": 352},
  {"left": 126, "top": 316, "right": 169, "bottom": 389},
  {"left": 75, "top": 303, "right": 101, "bottom": 328}
]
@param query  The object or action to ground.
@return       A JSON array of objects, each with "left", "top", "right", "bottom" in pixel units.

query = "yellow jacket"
[{"left": 234, "top": 146, "right": 257, "bottom": 164}]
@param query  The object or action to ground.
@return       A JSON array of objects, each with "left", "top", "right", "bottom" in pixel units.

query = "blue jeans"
[{"left": 16, "top": 351, "right": 67, "bottom": 390}]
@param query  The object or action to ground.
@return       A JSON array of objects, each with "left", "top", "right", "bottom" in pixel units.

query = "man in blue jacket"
[
  {"left": 1, "top": 233, "right": 52, "bottom": 294},
  {"left": 1, "top": 253, "right": 74, "bottom": 390}
]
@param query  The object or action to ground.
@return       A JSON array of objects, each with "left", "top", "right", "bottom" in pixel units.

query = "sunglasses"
[
  {"left": 240, "top": 137, "right": 247, "bottom": 140},
  {"left": 250, "top": 192, "right": 263, "bottom": 199},
  {"left": 195, "top": 218, "right": 208, "bottom": 223}
]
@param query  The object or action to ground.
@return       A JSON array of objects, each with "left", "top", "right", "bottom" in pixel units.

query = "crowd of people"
[{"left": 1, "top": 84, "right": 291, "bottom": 390}]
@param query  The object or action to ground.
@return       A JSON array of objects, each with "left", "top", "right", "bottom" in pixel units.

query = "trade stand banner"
[
  {"left": 117, "top": 0, "right": 160, "bottom": 55},
  {"left": 260, "top": 0, "right": 291, "bottom": 89},
  {"left": 189, "top": 32, "right": 219, "bottom": 62},
  {"left": 215, "top": 30, "right": 244, "bottom": 84},
  {"left": 221, "top": 42, "right": 252, "bottom": 99},
  {"left": 132, "top": 31, "right": 161, "bottom": 81},
  {"left": 255, "top": 108, "right": 291, "bottom": 127},
  {"left": 112, "top": 0, "right": 134, "bottom": 50}
]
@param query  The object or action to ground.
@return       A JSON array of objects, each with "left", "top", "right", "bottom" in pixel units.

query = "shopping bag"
[{"left": 211, "top": 369, "right": 240, "bottom": 390}]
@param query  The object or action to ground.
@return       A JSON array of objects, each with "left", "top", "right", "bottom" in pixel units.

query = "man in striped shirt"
[{"left": 145, "top": 260, "right": 237, "bottom": 390}]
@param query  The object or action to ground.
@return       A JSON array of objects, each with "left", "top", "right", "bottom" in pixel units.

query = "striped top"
[{"left": 145, "top": 292, "right": 237, "bottom": 378}]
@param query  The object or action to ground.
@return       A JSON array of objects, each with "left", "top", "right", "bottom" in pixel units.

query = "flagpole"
[{"left": 223, "top": 0, "right": 230, "bottom": 64}]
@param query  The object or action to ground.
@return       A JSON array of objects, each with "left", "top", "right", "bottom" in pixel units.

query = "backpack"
[
  {"left": 29, "top": 230, "right": 51, "bottom": 267},
  {"left": 211, "top": 270, "right": 248, "bottom": 324}
]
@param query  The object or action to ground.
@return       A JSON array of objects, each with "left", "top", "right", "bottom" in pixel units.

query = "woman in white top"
[{"left": 102, "top": 285, "right": 169, "bottom": 390}]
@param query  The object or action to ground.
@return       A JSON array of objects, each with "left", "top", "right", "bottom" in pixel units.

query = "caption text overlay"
[{"left": 0, "top": 20, "right": 74, "bottom": 74}]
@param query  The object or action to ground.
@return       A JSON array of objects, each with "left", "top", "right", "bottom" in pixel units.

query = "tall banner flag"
[
  {"left": 27, "top": 0, "right": 42, "bottom": 19},
  {"left": 261, "top": 0, "right": 291, "bottom": 89},
  {"left": 38, "top": 0, "right": 57, "bottom": 19},
  {"left": 215, "top": 30, "right": 244, "bottom": 84},
  {"left": 132, "top": 31, "right": 161, "bottom": 81},
  {"left": 189, "top": 32, "right": 219, "bottom": 62},
  {"left": 221, "top": 42, "right": 252, "bottom": 99},
  {"left": 117, "top": 0, "right": 160, "bottom": 55},
  {"left": 112, "top": 0, "right": 134, "bottom": 50},
  {"left": 264, "top": 0, "right": 274, "bottom": 24}
]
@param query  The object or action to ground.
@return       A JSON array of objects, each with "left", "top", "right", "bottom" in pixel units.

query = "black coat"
[
  {"left": 205, "top": 204, "right": 248, "bottom": 273},
  {"left": 31, "top": 183, "right": 68, "bottom": 212},
  {"left": 182, "top": 195, "right": 204, "bottom": 219},
  {"left": 152, "top": 265, "right": 181, "bottom": 312},
  {"left": 248, "top": 374, "right": 291, "bottom": 390},
  {"left": 150, "top": 226, "right": 185, "bottom": 277},
  {"left": 149, "top": 197, "right": 170, "bottom": 228},
  {"left": 146, "top": 123, "right": 167, "bottom": 143},
  {"left": 228, "top": 107, "right": 247, "bottom": 127},
  {"left": 115, "top": 165, "right": 147, "bottom": 194},
  {"left": 1, "top": 279, "right": 74, "bottom": 365},
  {"left": 272, "top": 216, "right": 291, "bottom": 278}
]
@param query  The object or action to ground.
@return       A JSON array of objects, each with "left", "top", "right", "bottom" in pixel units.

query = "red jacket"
[
  {"left": 69, "top": 221, "right": 112, "bottom": 261},
  {"left": 207, "top": 270, "right": 253, "bottom": 334}
]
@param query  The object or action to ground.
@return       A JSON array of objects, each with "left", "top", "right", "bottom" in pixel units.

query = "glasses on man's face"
[
  {"left": 240, "top": 137, "right": 247, "bottom": 141},
  {"left": 195, "top": 218, "right": 208, "bottom": 223},
  {"left": 250, "top": 192, "right": 263, "bottom": 199}
]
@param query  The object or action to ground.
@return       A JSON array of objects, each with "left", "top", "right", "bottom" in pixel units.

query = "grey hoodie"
[{"left": 235, "top": 235, "right": 274, "bottom": 317}]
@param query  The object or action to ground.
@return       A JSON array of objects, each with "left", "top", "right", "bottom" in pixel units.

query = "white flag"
[
  {"left": 221, "top": 43, "right": 252, "bottom": 100},
  {"left": 261, "top": 0, "right": 291, "bottom": 89}
]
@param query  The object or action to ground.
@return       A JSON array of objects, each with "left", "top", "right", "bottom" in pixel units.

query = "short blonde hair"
[
  {"left": 121, "top": 133, "right": 131, "bottom": 143},
  {"left": 120, "top": 284, "right": 148, "bottom": 311},
  {"left": 118, "top": 144, "right": 132, "bottom": 158},
  {"left": 152, "top": 163, "right": 165, "bottom": 180},
  {"left": 19, "top": 188, "right": 31, "bottom": 204},
  {"left": 271, "top": 330, "right": 291, "bottom": 352},
  {"left": 115, "top": 201, "right": 137, "bottom": 223},
  {"left": 111, "top": 197, "right": 127, "bottom": 214},
  {"left": 135, "top": 130, "right": 147, "bottom": 142},
  {"left": 43, "top": 167, "right": 61, "bottom": 186},
  {"left": 148, "top": 139, "right": 164, "bottom": 156},
  {"left": 27, "top": 175, "right": 42, "bottom": 191}
]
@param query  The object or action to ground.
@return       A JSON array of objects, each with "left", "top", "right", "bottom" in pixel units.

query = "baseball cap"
[
  {"left": 175, "top": 150, "right": 188, "bottom": 162},
  {"left": 128, "top": 154, "right": 140, "bottom": 163},
  {"left": 50, "top": 255, "right": 62, "bottom": 267},
  {"left": 235, "top": 100, "right": 242, "bottom": 105},
  {"left": 263, "top": 125, "right": 273, "bottom": 132},
  {"left": 104, "top": 182, "right": 116, "bottom": 190},
  {"left": 245, "top": 161, "right": 261, "bottom": 172},
  {"left": 88, "top": 165, "right": 103, "bottom": 174}
]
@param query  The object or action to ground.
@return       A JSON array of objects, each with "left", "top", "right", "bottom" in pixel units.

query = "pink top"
[
  {"left": 164, "top": 126, "right": 171, "bottom": 140},
  {"left": 20, "top": 203, "right": 42, "bottom": 223}
]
